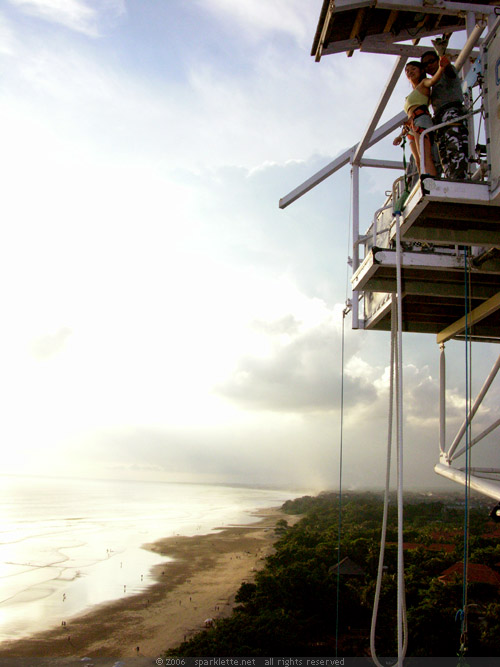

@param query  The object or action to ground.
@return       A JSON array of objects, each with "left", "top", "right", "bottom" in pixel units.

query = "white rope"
[
  {"left": 395, "top": 212, "right": 407, "bottom": 667},
  {"left": 370, "top": 215, "right": 408, "bottom": 666},
  {"left": 370, "top": 258, "right": 408, "bottom": 667},
  {"left": 370, "top": 296, "right": 396, "bottom": 667}
]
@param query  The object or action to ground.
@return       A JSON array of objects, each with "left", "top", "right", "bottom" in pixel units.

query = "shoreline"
[{"left": 0, "top": 506, "right": 288, "bottom": 661}]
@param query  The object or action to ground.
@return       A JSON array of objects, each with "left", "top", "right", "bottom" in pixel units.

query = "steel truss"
[
  {"left": 280, "top": 2, "right": 500, "bottom": 503},
  {"left": 436, "top": 348, "right": 500, "bottom": 501}
]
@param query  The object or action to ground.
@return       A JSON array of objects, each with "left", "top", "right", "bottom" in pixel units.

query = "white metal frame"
[
  {"left": 280, "top": 4, "right": 500, "bottom": 502},
  {"left": 435, "top": 348, "right": 500, "bottom": 501}
]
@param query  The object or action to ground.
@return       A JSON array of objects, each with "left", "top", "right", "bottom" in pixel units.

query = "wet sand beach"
[{"left": 0, "top": 507, "right": 288, "bottom": 662}]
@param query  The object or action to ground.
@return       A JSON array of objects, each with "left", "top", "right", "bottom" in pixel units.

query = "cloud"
[
  {"left": 217, "top": 309, "right": 380, "bottom": 413},
  {"left": 7, "top": 0, "right": 125, "bottom": 36},
  {"left": 63, "top": 420, "right": 342, "bottom": 490},
  {"left": 195, "top": 0, "right": 317, "bottom": 47},
  {"left": 181, "top": 44, "right": 397, "bottom": 169},
  {"left": 30, "top": 327, "right": 72, "bottom": 360},
  {"left": 2, "top": 1, "right": 403, "bottom": 176},
  {"left": 0, "top": 12, "right": 18, "bottom": 55}
]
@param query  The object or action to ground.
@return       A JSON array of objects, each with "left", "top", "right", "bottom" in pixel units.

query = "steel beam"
[
  {"left": 279, "top": 111, "right": 406, "bottom": 209},
  {"left": 359, "top": 158, "right": 404, "bottom": 169},
  {"left": 352, "top": 57, "right": 407, "bottom": 166},
  {"left": 435, "top": 463, "right": 500, "bottom": 501},
  {"left": 447, "top": 353, "right": 500, "bottom": 460}
]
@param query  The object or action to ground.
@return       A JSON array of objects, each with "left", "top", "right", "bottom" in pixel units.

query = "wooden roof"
[
  {"left": 312, "top": 1, "right": 500, "bottom": 60},
  {"left": 329, "top": 556, "right": 366, "bottom": 576}
]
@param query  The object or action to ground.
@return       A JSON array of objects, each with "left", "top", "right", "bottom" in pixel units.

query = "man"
[{"left": 421, "top": 50, "right": 469, "bottom": 179}]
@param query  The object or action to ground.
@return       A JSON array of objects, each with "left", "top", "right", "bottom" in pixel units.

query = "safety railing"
[{"left": 418, "top": 107, "right": 482, "bottom": 177}]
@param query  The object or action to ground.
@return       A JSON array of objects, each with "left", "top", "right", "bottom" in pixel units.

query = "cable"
[
  {"left": 335, "top": 308, "right": 346, "bottom": 657},
  {"left": 459, "top": 247, "right": 472, "bottom": 656},
  {"left": 370, "top": 296, "right": 396, "bottom": 667}
]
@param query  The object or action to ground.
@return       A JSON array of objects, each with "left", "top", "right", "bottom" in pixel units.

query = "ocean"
[{"left": 0, "top": 475, "right": 296, "bottom": 642}]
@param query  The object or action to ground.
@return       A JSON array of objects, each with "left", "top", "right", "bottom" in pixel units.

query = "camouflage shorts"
[{"left": 434, "top": 105, "right": 469, "bottom": 180}]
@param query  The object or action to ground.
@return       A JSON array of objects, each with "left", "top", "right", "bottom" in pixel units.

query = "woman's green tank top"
[{"left": 404, "top": 88, "right": 429, "bottom": 115}]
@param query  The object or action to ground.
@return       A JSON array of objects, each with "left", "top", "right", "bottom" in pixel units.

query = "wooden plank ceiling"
[{"left": 311, "top": 1, "right": 499, "bottom": 60}]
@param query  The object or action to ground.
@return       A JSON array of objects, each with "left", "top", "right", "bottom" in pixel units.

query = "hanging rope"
[
  {"left": 370, "top": 296, "right": 396, "bottom": 667},
  {"left": 395, "top": 212, "right": 406, "bottom": 667},
  {"left": 459, "top": 247, "right": 472, "bottom": 656},
  {"left": 335, "top": 307, "right": 346, "bottom": 657},
  {"left": 370, "top": 212, "right": 408, "bottom": 666},
  {"left": 335, "top": 164, "right": 358, "bottom": 654}
]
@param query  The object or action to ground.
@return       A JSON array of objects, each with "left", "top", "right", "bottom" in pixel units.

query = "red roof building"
[
  {"left": 388, "top": 542, "right": 455, "bottom": 553},
  {"left": 439, "top": 563, "right": 500, "bottom": 587}
]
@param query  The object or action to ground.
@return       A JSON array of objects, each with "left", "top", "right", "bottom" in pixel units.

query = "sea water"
[{"left": 0, "top": 475, "right": 296, "bottom": 642}]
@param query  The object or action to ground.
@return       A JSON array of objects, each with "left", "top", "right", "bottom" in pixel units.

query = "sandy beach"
[{"left": 0, "top": 507, "right": 288, "bottom": 663}]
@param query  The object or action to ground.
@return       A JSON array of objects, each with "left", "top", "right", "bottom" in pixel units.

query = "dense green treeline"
[{"left": 165, "top": 492, "right": 500, "bottom": 657}]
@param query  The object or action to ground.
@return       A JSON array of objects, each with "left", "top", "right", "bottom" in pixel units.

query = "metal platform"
[
  {"left": 395, "top": 179, "right": 500, "bottom": 247},
  {"left": 353, "top": 177, "right": 500, "bottom": 337},
  {"left": 355, "top": 245, "right": 500, "bottom": 338},
  {"left": 352, "top": 246, "right": 500, "bottom": 294},
  {"left": 362, "top": 287, "right": 500, "bottom": 338}
]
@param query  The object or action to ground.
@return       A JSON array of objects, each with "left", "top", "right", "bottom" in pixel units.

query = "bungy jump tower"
[{"left": 280, "top": 1, "right": 500, "bottom": 663}]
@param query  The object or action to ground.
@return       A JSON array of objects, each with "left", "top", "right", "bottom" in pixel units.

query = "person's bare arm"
[{"left": 421, "top": 56, "right": 450, "bottom": 90}]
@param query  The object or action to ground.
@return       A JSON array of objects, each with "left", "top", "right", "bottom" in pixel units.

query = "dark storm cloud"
[{"left": 216, "top": 317, "right": 377, "bottom": 413}]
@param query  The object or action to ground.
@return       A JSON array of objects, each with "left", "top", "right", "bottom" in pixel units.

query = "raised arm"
[{"left": 420, "top": 55, "right": 450, "bottom": 90}]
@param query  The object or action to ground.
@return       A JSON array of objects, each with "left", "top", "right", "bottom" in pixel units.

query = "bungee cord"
[{"left": 370, "top": 209, "right": 408, "bottom": 667}]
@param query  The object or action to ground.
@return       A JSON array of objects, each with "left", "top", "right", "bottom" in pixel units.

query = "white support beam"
[
  {"left": 453, "top": 418, "right": 500, "bottom": 460},
  {"left": 435, "top": 463, "right": 500, "bottom": 502},
  {"left": 440, "top": 343, "right": 446, "bottom": 453},
  {"left": 447, "top": 353, "right": 500, "bottom": 461},
  {"left": 352, "top": 57, "right": 407, "bottom": 166},
  {"left": 352, "top": 165, "right": 360, "bottom": 329},
  {"left": 359, "top": 158, "right": 404, "bottom": 169},
  {"left": 279, "top": 148, "right": 354, "bottom": 210},
  {"left": 279, "top": 111, "right": 407, "bottom": 209},
  {"left": 456, "top": 17, "right": 486, "bottom": 73}
]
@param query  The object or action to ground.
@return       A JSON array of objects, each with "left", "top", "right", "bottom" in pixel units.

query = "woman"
[{"left": 394, "top": 56, "right": 449, "bottom": 176}]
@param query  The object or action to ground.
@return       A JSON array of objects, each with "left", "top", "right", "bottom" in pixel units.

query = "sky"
[{"left": 0, "top": 0, "right": 498, "bottom": 493}]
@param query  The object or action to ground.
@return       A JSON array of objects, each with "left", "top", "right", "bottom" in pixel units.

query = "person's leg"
[
  {"left": 412, "top": 115, "right": 436, "bottom": 175},
  {"left": 423, "top": 135, "right": 437, "bottom": 176},
  {"left": 408, "top": 135, "right": 421, "bottom": 172},
  {"left": 437, "top": 107, "right": 469, "bottom": 179}
]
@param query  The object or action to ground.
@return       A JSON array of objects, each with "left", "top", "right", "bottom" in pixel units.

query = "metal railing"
[{"left": 418, "top": 107, "right": 482, "bottom": 176}]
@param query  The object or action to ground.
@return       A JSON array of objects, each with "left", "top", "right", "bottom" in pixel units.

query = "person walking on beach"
[{"left": 421, "top": 50, "right": 469, "bottom": 179}]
